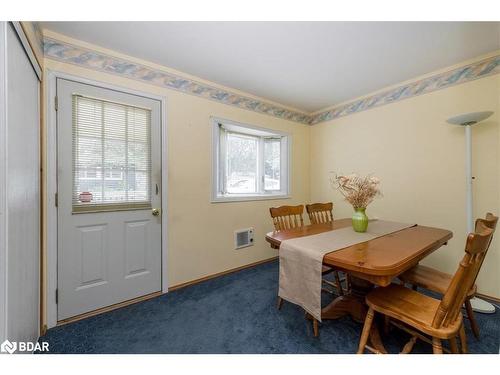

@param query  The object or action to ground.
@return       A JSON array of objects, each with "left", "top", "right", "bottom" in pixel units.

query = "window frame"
[{"left": 211, "top": 117, "right": 291, "bottom": 203}]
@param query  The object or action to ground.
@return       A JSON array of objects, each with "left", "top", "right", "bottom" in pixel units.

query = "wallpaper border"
[
  {"left": 310, "top": 54, "right": 500, "bottom": 124},
  {"left": 43, "top": 35, "right": 499, "bottom": 126},
  {"left": 43, "top": 37, "right": 311, "bottom": 125}
]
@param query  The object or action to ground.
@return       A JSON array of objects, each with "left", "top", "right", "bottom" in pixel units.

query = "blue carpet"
[{"left": 38, "top": 260, "right": 500, "bottom": 354}]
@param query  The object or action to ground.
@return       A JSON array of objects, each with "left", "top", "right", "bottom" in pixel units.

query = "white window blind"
[{"left": 72, "top": 94, "right": 152, "bottom": 212}]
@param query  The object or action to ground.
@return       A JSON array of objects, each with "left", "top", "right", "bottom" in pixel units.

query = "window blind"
[{"left": 72, "top": 94, "right": 152, "bottom": 213}]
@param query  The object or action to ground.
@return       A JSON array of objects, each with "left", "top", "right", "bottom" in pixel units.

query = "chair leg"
[
  {"left": 321, "top": 286, "right": 335, "bottom": 295},
  {"left": 313, "top": 319, "right": 319, "bottom": 337},
  {"left": 432, "top": 337, "right": 443, "bottom": 354},
  {"left": 334, "top": 271, "right": 344, "bottom": 296},
  {"left": 277, "top": 296, "right": 283, "bottom": 310},
  {"left": 464, "top": 298, "right": 480, "bottom": 339},
  {"left": 459, "top": 323, "right": 468, "bottom": 354},
  {"left": 449, "top": 337, "right": 459, "bottom": 354},
  {"left": 357, "top": 307, "right": 375, "bottom": 354},
  {"left": 383, "top": 315, "right": 391, "bottom": 335},
  {"left": 400, "top": 336, "right": 418, "bottom": 354}
]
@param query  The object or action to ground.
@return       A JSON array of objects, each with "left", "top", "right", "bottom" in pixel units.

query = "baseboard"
[
  {"left": 51, "top": 259, "right": 497, "bottom": 328},
  {"left": 476, "top": 292, "right": 500, "bottom": 304},
  {"left": 56, "top": 291, "right": 162, "bottom": 327},
  {"left": 169, "top": 256, "right": 278, "bottom": 291},
  {"left": 54, "top": 257, "right": 278, "bottom": 327}
]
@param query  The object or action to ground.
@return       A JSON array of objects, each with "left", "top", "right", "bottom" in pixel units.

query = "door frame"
[{"left": 45, "top": 70, "right": 168, "bottom": 328}]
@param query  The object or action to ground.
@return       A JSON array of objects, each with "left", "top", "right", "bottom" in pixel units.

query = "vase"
[{"left": 352, "top": 207, "right": 368, "bottom": 233}]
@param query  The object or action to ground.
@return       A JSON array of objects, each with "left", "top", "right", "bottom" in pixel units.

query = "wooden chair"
[
  {"left": 357, "top": 219, "right": 494, "bottom": 354},
  {"left": 306, "top": 202, "right": 351, "bottom": 295},
  {"left": 306, "top": 202, "right": 334, "bottom": 224},
  {"left": 270, "top": 205, "right": 305, "bottom": 231},
  {"left": 398, "top": 213, "right": 498, "bottom": 339}
]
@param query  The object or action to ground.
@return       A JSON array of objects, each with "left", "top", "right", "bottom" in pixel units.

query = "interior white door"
[{"left": 56, "top": 79, "right": 162, "bottom": 320}]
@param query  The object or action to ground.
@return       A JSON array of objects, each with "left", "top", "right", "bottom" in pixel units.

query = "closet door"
[{"left": 0, "top": 22, "right": 41, "bottom": 348}]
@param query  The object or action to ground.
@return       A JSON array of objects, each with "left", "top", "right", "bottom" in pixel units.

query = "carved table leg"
[
  {"left": 321, "top": 275, "right": 388, "bottom": 353},
  {"left": 321, "top": 276, "right": 371, "bottom": 321},
  {"left": 368, "top": 323, "right": 388, "bottom": 354}
]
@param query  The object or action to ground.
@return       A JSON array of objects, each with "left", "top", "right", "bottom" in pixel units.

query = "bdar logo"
[{"left": 1, "top": 340, "right": 17, "bottom": 354}]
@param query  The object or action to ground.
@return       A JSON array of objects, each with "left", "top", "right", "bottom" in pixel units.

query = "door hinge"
[
  {"left": 54, "top": 96, "right": 58, "bottom": 111},
  {"left": 55, "top": 289, "right": 58, "bottom": 304},
  {"left": 55, "top": 192, "right": 58, "bottom": 207}
]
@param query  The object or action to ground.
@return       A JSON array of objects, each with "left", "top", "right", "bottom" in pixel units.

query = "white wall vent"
[{"left": 234, "top": 228, "right": 254, "bottom": 249}]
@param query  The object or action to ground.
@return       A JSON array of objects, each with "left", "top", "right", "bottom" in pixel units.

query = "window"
[
  {"left": 212, "top": 117, "right": 290, "bottom": 202},
  {"left": 72, "top": 95, "right": 152, "bottom": 212}
]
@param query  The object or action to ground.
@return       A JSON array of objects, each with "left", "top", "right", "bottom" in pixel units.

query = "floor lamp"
[{"left": 447, "top": 110, "right": 495, "bottom": 314}]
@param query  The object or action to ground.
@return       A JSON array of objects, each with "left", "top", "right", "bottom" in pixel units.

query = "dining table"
[{"left": 265, "top": 218, "right": 453, "bottom": 353}]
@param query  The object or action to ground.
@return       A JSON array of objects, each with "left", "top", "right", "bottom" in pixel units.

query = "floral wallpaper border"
[
  {"left": 310, "top": 54, "right": 500, "bottom": 125},
  {"left": 33, "top": 22, "right": 45, "bottom": 54},
  {"left": 43, "top": 37, "right": 311, "bottom": 125},
  {"left": 43, "top": 35, "right": 499, "bottom": 126}
]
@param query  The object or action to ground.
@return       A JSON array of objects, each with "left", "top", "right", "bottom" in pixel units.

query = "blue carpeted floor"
[{"left": 38, "top": 260, "right": 500, "bottom": 354}]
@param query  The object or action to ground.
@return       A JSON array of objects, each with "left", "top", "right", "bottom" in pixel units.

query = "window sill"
[{"left": 211, "top": 193, "right": 291, "bottom": 203}]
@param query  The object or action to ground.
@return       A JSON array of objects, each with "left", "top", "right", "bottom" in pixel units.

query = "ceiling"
[{"left": 40, "top": 22, "right": 500, "bottom": 113}]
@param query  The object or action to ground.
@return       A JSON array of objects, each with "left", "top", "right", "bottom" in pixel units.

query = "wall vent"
[{"left": 234, "top": 228, "right": 254, "bottom": 249}]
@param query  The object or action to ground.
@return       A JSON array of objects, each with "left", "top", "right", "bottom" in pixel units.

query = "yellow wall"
[
  {"left": 41, "top": 30, "right": 500, "bottom": 308},
  {"left": 42, "top": 33, "right": 310, "bottom": 289},
  {"left": 310, "top": 71, "right": 500, "bottom": 297}
]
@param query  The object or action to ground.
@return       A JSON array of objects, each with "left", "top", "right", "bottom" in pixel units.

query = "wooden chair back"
[
  {"left": 269, "top": 205, "right": 304, "bottom": 231},
  {"left": 432, "top": 218, "right": 495, "bottom": 329},
  {"left": 470, "top": 212, "right": 498, "bottom": 288},
  {"left": 476, "top": 212, "right": 498, "bottom": 241},
  {"left": 306, "top": 202, "right": 334, "bottom": 224}
]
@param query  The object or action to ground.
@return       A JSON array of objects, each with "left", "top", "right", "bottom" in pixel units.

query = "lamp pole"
[
  {"left": 447, "top": 111, "right": 495, "bottom": 314},
  {"left": 465, "top": 124, "right": 473, "bottom": 233}
]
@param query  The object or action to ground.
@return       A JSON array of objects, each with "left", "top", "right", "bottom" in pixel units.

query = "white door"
[{"left": 56, "top": 79, "right": 162, "bottom": 320}]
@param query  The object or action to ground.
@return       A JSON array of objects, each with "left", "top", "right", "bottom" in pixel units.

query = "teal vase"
[{"left": 352, "top": 208, "right": 369, "bottom": 233}]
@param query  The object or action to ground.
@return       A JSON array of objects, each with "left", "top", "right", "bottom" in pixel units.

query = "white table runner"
[{"left": 278, "top": 220, "right": 415, "bottom": 321}]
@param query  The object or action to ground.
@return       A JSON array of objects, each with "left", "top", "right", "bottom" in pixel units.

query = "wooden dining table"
[{"left": 265, "top": 218, "right": 453, "bottom": 353}]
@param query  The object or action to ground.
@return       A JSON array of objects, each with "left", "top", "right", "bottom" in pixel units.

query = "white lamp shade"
[{"left": 447, "top": 111, "right": 493, "bottom": 126}]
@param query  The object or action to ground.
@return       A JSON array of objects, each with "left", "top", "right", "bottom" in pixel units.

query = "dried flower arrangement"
[{"left": 330, "top": 173, "right": 382, "bottom": 210}]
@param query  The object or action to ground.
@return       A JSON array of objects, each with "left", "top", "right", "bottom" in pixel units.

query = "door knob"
[{"left": 152, "top": 208, "right": 161, "bottom": 217}]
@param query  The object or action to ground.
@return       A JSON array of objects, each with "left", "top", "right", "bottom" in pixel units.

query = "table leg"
[
  {"left": 368, "top": 323, "right": 388, "bottom": 354},
  {"left": 321, "top": 276, "right": 388, "bottom": 353},
  {"left": 321, "top": 276, "right": 371, "bottom": 321}
]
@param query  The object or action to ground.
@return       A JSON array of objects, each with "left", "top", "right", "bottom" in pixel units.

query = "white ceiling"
[{"left": 40, "top": 22, "right": 500, "bottom": 113}]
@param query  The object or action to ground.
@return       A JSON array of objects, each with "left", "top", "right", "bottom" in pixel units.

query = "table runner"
[{"left": 278, "top": 220, "right": 415, "bottom": 321}]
